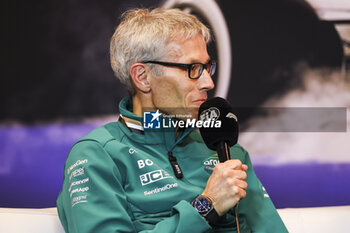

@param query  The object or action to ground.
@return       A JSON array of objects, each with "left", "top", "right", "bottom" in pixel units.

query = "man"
[{"left": 57, "top": 8, "right": 288, "bottom": 233}]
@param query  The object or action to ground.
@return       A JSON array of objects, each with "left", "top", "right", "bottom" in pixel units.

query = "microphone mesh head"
[{"left": 198, "top": 97, "right": 239, "bottom": 150}]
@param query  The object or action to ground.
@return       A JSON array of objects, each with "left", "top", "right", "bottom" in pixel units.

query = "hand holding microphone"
[
  {"left": 198, "top": 97, "right": 248, "bottom": 216},
  {"left": 201, "top": 160, "right": 248, "bottom": 216}
]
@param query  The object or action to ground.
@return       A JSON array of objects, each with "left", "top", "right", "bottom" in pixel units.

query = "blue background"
[{"left": 1, "top": 123, "right": 349, "bottom": 208}]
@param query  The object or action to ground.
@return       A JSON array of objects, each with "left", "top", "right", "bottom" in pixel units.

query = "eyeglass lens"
[{"left": 189, "top": 62, "right": 215, "bottom": 79}]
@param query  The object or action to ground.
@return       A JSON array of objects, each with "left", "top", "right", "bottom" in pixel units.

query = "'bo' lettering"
[{"left": 137, "top": 159, "right": 154, "bottom": 169}]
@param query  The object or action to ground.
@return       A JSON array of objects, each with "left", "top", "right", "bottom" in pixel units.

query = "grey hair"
[{"left": 110, "top": 8, "right": 211, "bottom": 96}]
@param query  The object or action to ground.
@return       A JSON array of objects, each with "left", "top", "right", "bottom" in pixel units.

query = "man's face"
[{"left": 149, "top": 34, "right": 215, "bottom": 118}]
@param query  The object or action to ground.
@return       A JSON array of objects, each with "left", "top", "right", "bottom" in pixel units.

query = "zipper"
[{"left": 168, "top": 151, "right": 183, "bottom": 179}]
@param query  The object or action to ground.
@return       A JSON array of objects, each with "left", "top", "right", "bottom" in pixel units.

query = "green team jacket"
[{"left": 57, "top": 97, "right": 288, "bottom": 233}]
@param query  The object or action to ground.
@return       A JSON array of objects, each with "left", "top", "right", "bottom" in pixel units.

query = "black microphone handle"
[
  {"left": 216, "top": 141, "right": 241, "bottom": 233},
  {"left": 216, "top": 141, "right": 231, "bottom": 163}
]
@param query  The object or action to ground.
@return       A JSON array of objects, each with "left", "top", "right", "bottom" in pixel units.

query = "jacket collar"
[{"left": 118, "top": 97, "right": 195, "bottom": 151}]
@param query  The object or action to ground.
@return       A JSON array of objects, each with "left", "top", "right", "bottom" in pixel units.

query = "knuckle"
[
  {"left": 233, "top": 159, "right": 242, "bottom": 166},
  {"left": 222, "top": 169, "right": 232, "bottom": 179},
  {"left": 238, "top": 170, "right": 247, "bottom": 180},
  {"left": 213, "top": 165, "right": 221, "bottom": 173},
  {"left": 231, "top": 185, "right": 240, "bottom": 195},
  {"left": 242, "top": 181, "right": 248, "bottom": 189},
  {"left": 214, "top": 163, "right": 223, "bottom": 171},
  {"left": 227, "top": 178, "right": 235, "bottom": 186},
  {"left": 241, "top": 189, "right": 247, "bottom": 198},
  {"left": 242, "top": 171, "right": 247, "bottom": 180}
]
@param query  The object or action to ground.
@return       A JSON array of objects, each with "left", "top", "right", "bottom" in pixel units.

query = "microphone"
[
  {"left": 198, "top": 97, "right": 239, "bottom": 162},
  {"left": 198, "top": 97, "right": 242, "bottom": 233}
]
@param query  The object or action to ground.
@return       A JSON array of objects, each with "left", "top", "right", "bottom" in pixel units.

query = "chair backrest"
[
  {"left": 1, "top": 205, "right": 350, "bottom": 233},
  {"left": 277, "top": 205, "right": 350, "bottom": 233}
]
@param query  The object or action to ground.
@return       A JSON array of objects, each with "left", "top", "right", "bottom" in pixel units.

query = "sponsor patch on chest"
[
  {"left": 203, "top": 156, "right": 219, "bottom": 173},
  {"left": 139, "top": 169, "right": 173, "bottom": 186}
]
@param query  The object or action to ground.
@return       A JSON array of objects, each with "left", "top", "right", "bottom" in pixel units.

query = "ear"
[{"left": 129, "top": 63, "right": 151, "bottom": 93}]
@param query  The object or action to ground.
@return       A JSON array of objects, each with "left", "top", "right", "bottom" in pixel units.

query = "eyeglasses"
[{"left": 141, "top": 60, "right": 216, "bottom": 79}]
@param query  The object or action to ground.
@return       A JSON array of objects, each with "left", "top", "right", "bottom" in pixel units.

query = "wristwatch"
[{"left": 191, "top": 195, "right": 219, "bottom": 225}]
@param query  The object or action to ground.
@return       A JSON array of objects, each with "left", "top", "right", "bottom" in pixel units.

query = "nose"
[{"left": 198, "top": 69, "right": 215, "bottom": 91}]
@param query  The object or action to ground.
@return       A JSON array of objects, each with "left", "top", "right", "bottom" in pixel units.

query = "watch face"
[{"left": 193, "top": 197, "right": 212, "bottom": 214}]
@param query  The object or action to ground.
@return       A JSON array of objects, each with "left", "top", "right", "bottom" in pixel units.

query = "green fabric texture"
[{"left": 57, "top": 97, "right": 288, "bottom": 233}]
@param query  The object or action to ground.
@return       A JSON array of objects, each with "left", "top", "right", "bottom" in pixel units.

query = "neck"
[{"left": 132, "top": 93, "right": 155, "bottom": 117}]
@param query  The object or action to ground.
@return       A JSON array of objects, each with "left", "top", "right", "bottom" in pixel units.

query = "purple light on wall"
[{"left": 0, "top": 123, "right": 98, "bottom": 208}]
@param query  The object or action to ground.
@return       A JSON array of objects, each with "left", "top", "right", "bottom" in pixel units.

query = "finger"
[
  {"left": 223, "top": 159, "right": 242, "bottom": 170},
  {"left": 230, "top": 170, "right": 247, "bottom": 180},
  {"left": 234, "top": 179, "right": 248, "bottom": 190},
  {"left": 239, "top": 187, "right": 247, "bottom": 199},
  {"left": 237, "top": 170, "right": 247, "bottom": 180},
  {"left": 241, "top": 164, "right": 248, "bottom": 171},
  {"left": 231, "top": 184, "right": 247, "bottom": 200},
  {"left": 222, "top": 169, "right": 247, "bottom": 180}
]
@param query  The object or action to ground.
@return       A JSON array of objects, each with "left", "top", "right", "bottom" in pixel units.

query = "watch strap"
[{"left": 203, "top": 204, "right": 220, "bottom": 224}]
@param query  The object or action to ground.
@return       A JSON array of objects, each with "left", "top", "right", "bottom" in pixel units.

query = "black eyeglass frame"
[{"left": 141, "top": 60, "right": 216, "bottom": 79}]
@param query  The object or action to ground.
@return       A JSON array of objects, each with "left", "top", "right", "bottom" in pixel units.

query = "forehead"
[{"left": 167, "top": 34, "right": 210, "bottom": 63}]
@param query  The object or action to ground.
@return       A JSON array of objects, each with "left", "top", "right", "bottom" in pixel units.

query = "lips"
[{"left": 193, "top": 99, "right": 207, "bottom": 105}]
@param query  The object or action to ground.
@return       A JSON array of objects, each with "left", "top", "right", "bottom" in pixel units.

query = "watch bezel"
[
  {"left": 192, "top": 195, "right": 220, "bottom": 224},
  {"left": 192, "top": 196, "right": 213, "bottom": 215}
]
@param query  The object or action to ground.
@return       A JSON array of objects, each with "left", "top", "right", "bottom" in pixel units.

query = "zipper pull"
[{"left": 168, "top": 151, "right": 183, "bottom": 179}]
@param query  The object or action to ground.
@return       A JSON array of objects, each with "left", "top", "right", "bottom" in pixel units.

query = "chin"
[{"left": 186, "top": 108, "right": 199, "bottom": 120}]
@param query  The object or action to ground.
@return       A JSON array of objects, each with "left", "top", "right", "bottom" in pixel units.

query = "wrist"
[
  {"left": 191, "top": 195, "right": 220, "bottom": 225},
  {"left": 200, "top": 192, "right": 223, "bottom": 216}
]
